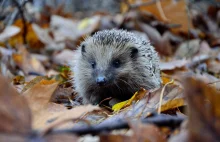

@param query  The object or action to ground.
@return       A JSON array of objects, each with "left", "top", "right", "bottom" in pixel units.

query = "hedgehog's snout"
[{"left": 96, "top": 76, "right": 107, "bottom": 86}]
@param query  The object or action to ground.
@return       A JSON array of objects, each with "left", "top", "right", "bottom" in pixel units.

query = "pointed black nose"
[{"left": 96, "top": 76, "right": 106, "bottom": 86}]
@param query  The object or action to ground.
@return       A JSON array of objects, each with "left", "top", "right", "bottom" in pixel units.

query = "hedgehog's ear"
[
  {"left": 130, "top": 47, "right": 138, "bottom": 58},
  {"left": 81, "top": 44, "right": 86, "bottom": 54}
]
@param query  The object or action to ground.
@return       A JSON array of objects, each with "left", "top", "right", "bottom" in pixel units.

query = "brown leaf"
[
  {"left": 184, "top": 77, "right": 220, "bottom": 141},
  {"left": 100, "top": 134, "right": 134, "bottom": 142},
  {"left": 12, "top": 45, "right": 46, "bottom": 75},
  {"left": 22, "top": 78, "right": 99, "bottom": 130},
  {"left": 0, "top": 134, "right": 26, "bottom": 142},
  {"left": 139, "top": 0, "right": 191, "bottom": 33},
  {"left": 44, "top": 134, "right": 78, "bottom": 142},
  {"left": 9, "top": 19, "right": 44, "bottom": 49},
  {"left": 130, "top": 123, "right": 166, "bottom": 142},
  {"left": 175, "top": 39, "right": 201, "bottom": 58},
  {"left": 0, "top": 75, "right": 31, "bottom": 134},
  {"left": 21, "top": 76, "right": 47, "bottom": 93}
]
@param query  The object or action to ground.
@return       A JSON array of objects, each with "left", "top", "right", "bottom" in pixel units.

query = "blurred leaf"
[
  {"left": 184, "top": 77, "right": 220, "bottom": 141},
  {"left": 130, "top": 123, "right": 166, "bottom": 142},
  {"left": 160, "top": 59, "right": 187, "bottom": 71},
  {"left": 0, "top": 26, "right": 20, "bottom": 42},
  {"left": 0, "top": 75, "right": 31, "bottom": 134},
  {"left": 21, "top": 76, "right": 47, "bottom": 93},
  {"left": 22, "top": 77, "right": 98, "bottom": 130},
  {"left": 9, "top": 19, "right": 44, "bottom": 49},
  {"left": 13, "top": 75, "right": 25, "bottom": 85},
  {"left": 138, "top": 0, "right": 191, "bottom": 33},
  {"left": 12, "top": 45, "right": 46, "bottom": 75}
]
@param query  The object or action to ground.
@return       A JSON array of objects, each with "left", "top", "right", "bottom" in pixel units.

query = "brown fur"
[{"left": 70, "top": 29, "right": 161, "bottom": 104}]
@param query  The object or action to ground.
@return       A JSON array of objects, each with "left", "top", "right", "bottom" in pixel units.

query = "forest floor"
[{"left": 0, "top": 0, "right": 220, "bottom": 142}]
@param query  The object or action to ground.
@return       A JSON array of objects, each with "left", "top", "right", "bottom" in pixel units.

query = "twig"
[
  {"left": 41, "top": 118, "right": 91, "bottom": 137},
  {"left": 157, "top": 79, "right": 174, "bottom": 114},
  {"left": 46, "top": 114, "right": 185, "bottom": 135},
  {"left": 129, "top": 0, "right": 157, "bottom": 9},
  {"left": 99, "top": 97, "right": 112, "bottom": 106},
  {"left": 155, "top": 0, "right": 170, "bottom": 22},
  {"left": 207, "top": 80, "right": 220, "bottom": 85},
  {"left": 11, "top": 0, "right": 29, "bottom": 45}
]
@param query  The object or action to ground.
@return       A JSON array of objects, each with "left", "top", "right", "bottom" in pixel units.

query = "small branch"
[
  {"left": 129, "top": 0, "right": 158, "bottom": 9},
  {"left": 156, "top": 0, "right": 170, "bottom": 22},
  {"left": 46, "top": 114, "right": 185, "bottom": 136},
  {"left": 11, "top": 0, "right": 29, "bottom": 45}
]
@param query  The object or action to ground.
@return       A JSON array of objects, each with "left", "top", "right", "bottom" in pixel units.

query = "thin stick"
[
  {"left": 157, "top": 79, "right": 174, "bottom": 114},
  {"left": 11, "top": 0, "right": 28, "bottom": 44},
  {"left": 156, "top": 0, "right": 170, "bottom": 22},
  {"left": 129, "top": 0, "right": 157, "bottom": 9}
]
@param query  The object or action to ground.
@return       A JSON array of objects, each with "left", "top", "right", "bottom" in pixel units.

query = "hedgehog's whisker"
[
  {"left": 118, "top": 78, "right": 136, "bottom": 91},
  {"left": 114, "top": 81, "right": 123, "bottom": 94}
]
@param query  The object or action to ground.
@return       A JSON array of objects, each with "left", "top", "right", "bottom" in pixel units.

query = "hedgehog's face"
[{"left": 78, "top": 41, "right": 139, "bottom": 89}]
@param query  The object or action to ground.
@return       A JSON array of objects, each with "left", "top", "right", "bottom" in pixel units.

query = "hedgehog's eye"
[
  {"left": 81, "top": 44, "right": 86, "bottom": 53},
  {"left": 112, "top": 59, "right": 121, "bottom": 68},
  {"left": 130, "top": 47, "right": 138, "bottom": 58},
  {"left": 91, "top": 61, "right": 96, "bottom": 69}
]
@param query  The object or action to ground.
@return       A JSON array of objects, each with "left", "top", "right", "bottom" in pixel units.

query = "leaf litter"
[{"left": 0, "top": 0, "right": 220, "bottom": 141}]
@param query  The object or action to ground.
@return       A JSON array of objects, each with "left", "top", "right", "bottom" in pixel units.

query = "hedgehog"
[{"left": 70, "top": 29, "right": 161, "bottom": 105}]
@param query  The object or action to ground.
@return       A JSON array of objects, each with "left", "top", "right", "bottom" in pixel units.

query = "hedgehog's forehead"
[{"left": 85, "top": 33, "right": 137, "bottom": 49}]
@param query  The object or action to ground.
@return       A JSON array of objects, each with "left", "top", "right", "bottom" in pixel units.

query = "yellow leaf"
[
  {"left": 77, "top": 18, "right": 89, "bottom": 30},
  {"left": 13, "top": 75, "right": 25, "bottom": 85},
  {"left": 161, "top": 76, "right": 172, "bottom": 85},
  {"left": 12, "top": 53, "right": 23, "bottom": 66},
  {"left": 112, "top": 100, "right": 128, "bottom": 112},
  {"left": 159, "top": 98, "right": 185, "bottom": 112},
  {"left": 112, "top": 88, "right": 147, "bottom": 112},
  {"left": 39, "top": 79, "right": 57, "bottom": 85},
  {"left": 21, "top": 76, "right": 47, "bottom": 93}
]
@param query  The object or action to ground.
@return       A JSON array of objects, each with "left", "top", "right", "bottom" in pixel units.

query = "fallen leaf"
[
  {"left": 0, "top": 26, "right": 20, "bottom": 42},
  {"left": 130, "top": 123, "right": 166, "bottom": 142},
  {"left": 13, "top": 75, "right": 25, "bottom": 85},
  {"left": 160, "top": 59, "right": 188, "bottom": 70},
  {"left": 139, "top": 0, "right": 191, "bottom": 33},
  {"left": 9, "top": 19, "right": 44, "bottom": 49},
  {"left": 100, "top": 134, "right": 134, "bottom": 142},
  {"left": 50, "top": 15, "right": 100, "bottom": 42},
  {"left": 184, "top": 77, "right": 220, "bottom": 141},
  {"left": 160, "top": 98, "right": 185, "bottom": 112},
  {"left": 22, "top": 78, "right": 99, "bottom": 130},
  {"left": 21, "top": 76, "right": 47, "bottom": 93},
  {"left": 0, "top": 75, "right": 31, "bottom": 134},
  {"left": 32, "top": 23, "right": 65, "bottom": 51},
  {"left": 12, "top": 45, "right": 46, "bottom": 75},
  {"left": 112, "top": 88, "right": 147, "bottom": 112},
  {"left": 52, "top": 49, "right": 75, "bottom": 65}
]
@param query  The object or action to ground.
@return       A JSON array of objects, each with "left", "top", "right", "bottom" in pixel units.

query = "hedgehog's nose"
[{"left": 96, "top": 76, "right": 106, "bottom": 86}]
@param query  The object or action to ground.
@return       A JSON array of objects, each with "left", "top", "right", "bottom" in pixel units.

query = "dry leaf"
[
  {"left": 139, "top": 0, "right": 191, "bottom": 33},
  {"left": 22, "top": 78, "right": 99, "bottom": 130},
  {"left": 0, "top": 75, "right": 31, "bottom": 134},
  {"left": 160, "top": 98, "right": 185, "bottom": 112},
  {"left": 100, "top": 134, "right": 134, "bottom": 142},
  {"left": 112, "top": 88, "right": 147, "bottom": 112},
  {"left": 12, "top": 45, "right": 46, "bottom": 75},
  {"left": 130, "top": 123, "right": 166, "bottom": 142},
  {"left": 160, "top": 59, "right": 187, "bottom": 70},
  {"left": 52, "top": 49, "right": 75, "bottom": 65},
  {"left": 184, "top": 77, "right": 220, "bottom": 141},
  {"left": 0, "top": 26, "right": 20, "bottom": 42}
]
